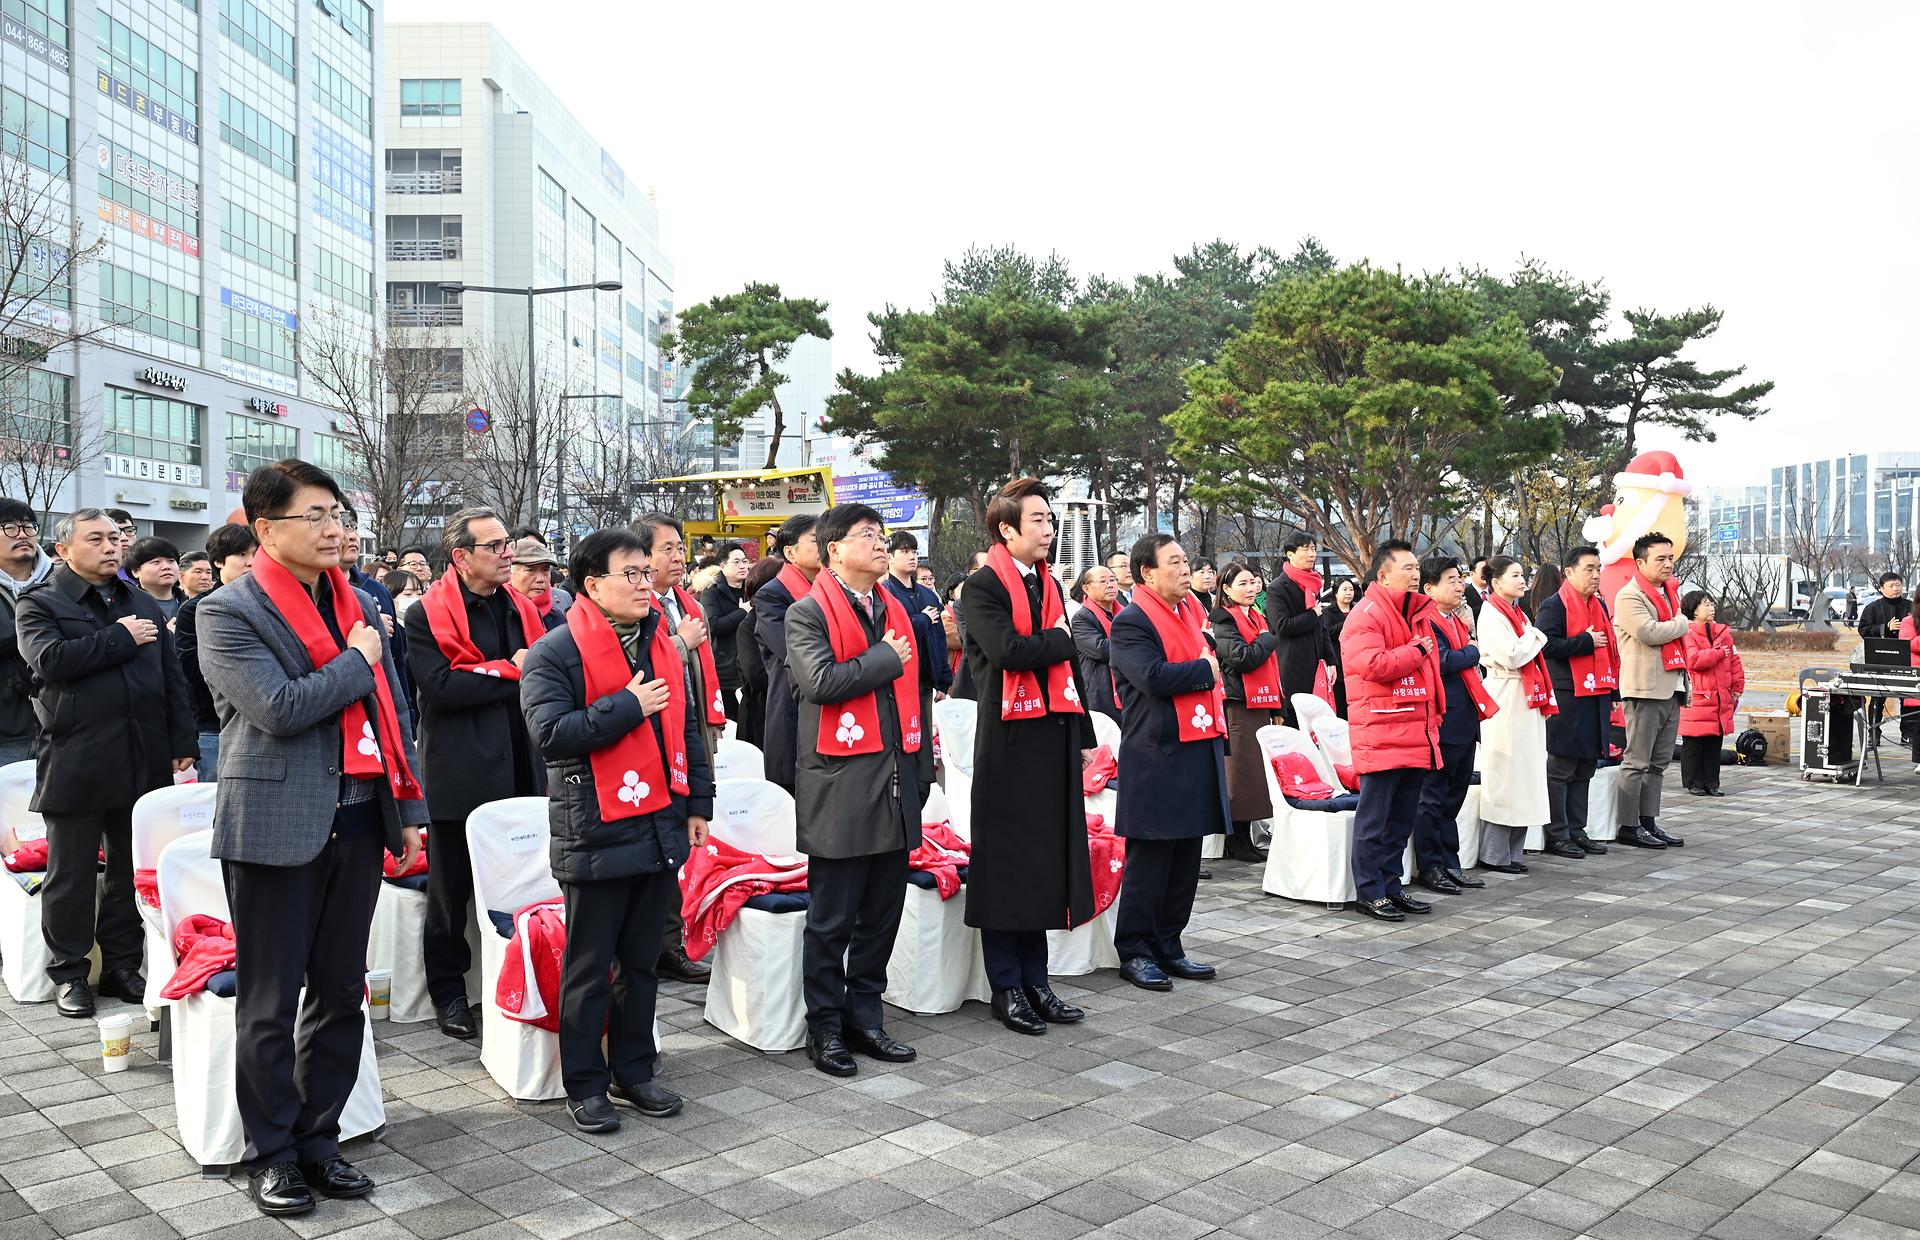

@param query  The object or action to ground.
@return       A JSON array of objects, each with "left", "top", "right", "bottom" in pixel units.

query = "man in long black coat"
[
  {"left": 1263, "top": 532, "right": 1334, "bottom": 727},
  {"left": 1537, "top": 545, "right": 1614, "bottom": 856},
  {"left": 753, "top": 513, "right": 823, "bottom": 792},
  {"left": 961, "top": 479, "right": 1095, "bottom": 1037}
]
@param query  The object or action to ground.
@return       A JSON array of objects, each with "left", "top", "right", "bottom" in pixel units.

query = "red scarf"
[
  {"left": 1226, "top": 604, "right": 1283, "bottom": 708},
  {"left": 566, "top": 599, "right": 688, "bottom": 819},
  {"left": 1283, "top": 563, "right": 1324, "bottom": 604},
  {"left": 1484, "top": 595, "right": 1557, "bottom": 716},
  {"left": 1432, "top": 610, "right": 1499, "bottom": 720},
  {"left": 1558, "top": 582, "right": 1619, "bottom": 696},
  {"left": 1634, "top": 570, "right": 1689, "bottom": 672},
  {"left": 1084, "top": 600, "right": 1120, "bottom": 704},
  {"left": 775, "top": 561, "right": 813, "bottom": 603},
  {"left": 987, "top": 544, "right": 1084, "bottom": 721},
  {"left": 251, "top": 551, "right": 422, "bottom": 800},
  {"left": 1133, "top": 588, "right": 1226, "bottom": 742},
  {"left": 421, "top": 571, "right": 542, "bottom": 680},
  {"left": 671, "top": 584, "right": 730, "bottom": 726},
  {"left": 809, "top": 572, "right": 922, "bottom": 755}
]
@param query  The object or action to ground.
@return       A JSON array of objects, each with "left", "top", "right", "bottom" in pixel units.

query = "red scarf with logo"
[
  {"left": 987, "top": 544, "right": 1084, "bottom": 721},
  {"left": 1134, "top": 588, "right": 1226, "bottom": 742},
  {"left": 251, "top": 551, "right": 422, "bottom": 800},
  {"left": 422, "top": 571, "right": 542, "bottom": 680},
  {"left": 1483, "top": 595, "right": 1557, "bottom": 715},
  {"left": 1283, "top": 563, "right": 1324, "bottom": 604},
  {"left": 670, "top": 584, "right": 729, "bottom": 726},
  {"left": 1557, "top": 582, "right": 1619, "bottom": 696},
  {"left": 809, "top": 572, "right": 921, "bottom": 755},
  {"left": 1226, "top": 604, "right": 1283, "bottom": 708},
  {"left": 775, "top": 561, "right": 813, "bottom": 604},
  {"left": 1083, "top": 599, "right": 1120, "bottom": 704},
  {"left": 566, "top": 599, "right": 688, "bottom": 819},
  {"left": 1432, "top": 609, "right": 1499, "bottom": 720},
  {"left": 1634, "top": 570, "right": 1689, "bottom": 672}
]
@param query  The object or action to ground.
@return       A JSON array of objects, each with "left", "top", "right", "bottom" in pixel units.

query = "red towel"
[
  {"left": 1085, "top": 813, "right": 1126, "bottom": 918},
  {"left": 1271, "top": 751, "right": 1335, "bottom": 801},
  {"left": 495, "top": 898, "right": 566, "bottom": 1032},
  {"left": 907, "top": 821, "right": 971, "bottom": 900},
  {"left": 161, "top": 914, "right": 236, "bottom": 999},
  {"left": 679, "top": 839, "right": 808, "bottom": 962},
  {"left": 3, "top": 839, "right": 47, "bottom": 872},
  {"left": 383, "top": 827, "right": 428, "bottom": 878},
  {"left": 1334, "top": 762, "right": 1360, "bottom": 793},
  {"left": 1081, "top": 745, "right": 1118, "bottom": 796},
  {"left": 134, "top": 867, "right": 160, "bottom": 909}
]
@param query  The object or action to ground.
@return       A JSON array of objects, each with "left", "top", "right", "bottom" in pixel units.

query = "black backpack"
[{"left": 1733, "top": 729, "right": 1769, "bottom": 766}]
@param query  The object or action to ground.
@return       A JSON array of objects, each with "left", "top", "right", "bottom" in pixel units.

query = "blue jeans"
[
  {"left": 197, "top": 731, "right": 221, "bottom": 781},
  {"left": 0, "top": 734, "right": 35, "bottom": 767}
]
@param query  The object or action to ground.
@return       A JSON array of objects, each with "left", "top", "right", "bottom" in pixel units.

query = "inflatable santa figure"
[{"left": 1581, "top": 450, "right": 1692, "bottom": 607}]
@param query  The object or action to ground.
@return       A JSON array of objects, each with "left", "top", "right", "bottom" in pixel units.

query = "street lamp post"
[{"left": 440, "top": 279, "right": 622, "bottom": 544}]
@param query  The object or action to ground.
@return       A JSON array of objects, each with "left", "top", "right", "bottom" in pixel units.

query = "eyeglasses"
[
  {"left": 264, "top": 508, "right": 348, "bottom": 530},
  {"left": 840, "top": 529, "right": 886, "bottom": 545},
  {"left": 470, "top": 538, "right": 511, "bottom": 556},
  {"left": 1, "top": 522, "right": 36, "bottom": 539},
  {"left": 593, "top": 566, "right": 656, "bottom": 586}
]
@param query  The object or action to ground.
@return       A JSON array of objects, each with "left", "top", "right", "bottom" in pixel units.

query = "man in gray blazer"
[{"left": 197, "top": 460, "right": 427, "bottom": 1218}]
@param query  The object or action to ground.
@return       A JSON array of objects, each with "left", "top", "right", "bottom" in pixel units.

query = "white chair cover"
[
  {"left": 1292, "top": 693, "right": 1335, "bottom": 732},
  {"left": 367, "top": 883, "right": 434, "bottom": 1024},
  {"left": 466, "top": 798, "right": 565, "bottom": 1100},
  {"left": 721, "top": 717, "right": 737, "bottom": 741},
  {"left": 701, "top": 780, "right": 807, "bottom": 1051},
  {"left": 1083, "top": 711, "right": 1121, "bottom": 830},
  {"left": 1257, "top": 725, "right": 1358, "bottom": 904},
  {"left": 0, "top": 760, "right": 54, "bottom": 1002},
  {"left": 934, "top": 698, "right": 976, "bottom": 836},
  {"left": 1456, "top": 786, "right": 1483, "bottom": 868},
  {"left": 1309, "top": 716, "right": 1354, "bottom": 775},
  {"left": 1046, "top": 905, "right": 1121, "bottom": 976},
  {"left": 156, "top": 832, "right": 383, "bottom": 1168},
  {"left": 1522, "top": 763, "right": 1621, "bottom": 850},
  {"left": 883, "top": 780, "right": 990, "bottom": 1014},
  {"left": 712, "top": 737, "right": 764, "bottom": 784},
  {"left": 132, "top": 783, "right": 217, "bottom": 1013},
  {"left": 1203, "top": 834, "right": 1226, "bottom": 860},
  {"left": 1089, "top": 711, "right": 1121, "bottom": 754}
]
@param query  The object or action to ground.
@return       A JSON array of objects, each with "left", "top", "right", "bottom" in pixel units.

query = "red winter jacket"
[
  {"left": 1339, "top": 583, "right": 1443, "bottom": 774},
  {"left": 1899, "top": 615, "right": 1920, "bottom": 709},
  {"left": 1678, "top": 622, "right": 1745, "bottom": 738}
]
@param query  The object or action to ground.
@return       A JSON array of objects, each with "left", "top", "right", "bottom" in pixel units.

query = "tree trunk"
[{"left": 762, "top": 350, "right": 784, "bottom": 470}]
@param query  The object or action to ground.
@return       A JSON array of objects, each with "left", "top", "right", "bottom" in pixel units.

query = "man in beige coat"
[{"left": 1612, "top": 533, "right": 1690, "bottom": 849}]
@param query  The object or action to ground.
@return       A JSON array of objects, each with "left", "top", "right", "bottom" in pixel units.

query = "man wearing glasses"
[
  {"left": 196, "top": 460, "right": 425, "bottom": 1215},
  {"left": 404, "top": 507, "right": 547, "bottom": 1040},
  {"left": 0, "top": 497, "right": 54, "bottom": 765},
  {"left": 1535, "top": 545, "right": 1617, "bottom": 857}
]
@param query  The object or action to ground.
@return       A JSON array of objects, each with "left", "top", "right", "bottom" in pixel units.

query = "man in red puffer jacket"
[{"left": 1339, "top": 539, "right": 1443, "bottom": 923}]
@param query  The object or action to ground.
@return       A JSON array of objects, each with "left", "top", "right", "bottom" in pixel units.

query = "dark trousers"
[
  {"left": 802, "top": 850, "right": 908, "bottom": 1035},
  {"left": 1546, "top": 755, "right": 1597, "bottom": 843},
  {"left": 980, "top": 929, "right": 1048, "bottom": 990},
  {"left": 424, "top": 817, "right": 474, "bottom": 1007},
  {"left": 1679, "top": 736, "right": 1722, "bottom": 792},
  {"left": 222, "top": 802, "right": 383, "bottom": 1173},
  {"left": 718, "top": 682, "right": 741, "bottom": 722},
  {"left": 558, "top": 869, "right": 674, "bottom": 1100},
  {"left": 41, "top": 807, "right": 140, "bottom": 984},
  {"left": 1113, "top": 836, "right": 1202, "bottom": 962},
  {"left": 1352, "top": 768, "right": 1423, "bottom": 902},
  {"left": 1413, "top": 743, "right": 1474, "bottom": 874}
]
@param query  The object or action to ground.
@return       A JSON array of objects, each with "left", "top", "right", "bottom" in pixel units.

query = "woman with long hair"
[
  {"left": 941, "top": 572, "right": 974, "bottom": 700},
  {"left": 1476, "top": 556, "right": 1557, "bottom": 872},
  {"left": 1526, "top": 563, "right": 1563, "bottom": 620},
  {"left": 1321, "top": 577, "right": 1356, "bottom": 716},
  {"left": 1070, "top": 565, "right": 1124, "bottom": 722},
  {"left": 1211, "top": 561, "right": 1282, "bottom": 862}
]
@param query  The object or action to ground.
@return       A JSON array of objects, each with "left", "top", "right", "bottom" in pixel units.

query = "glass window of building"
[
  {"left": 220, "top": 201, "right": 297, "bottom": 279},
  {"left": 222, "top": 306, "right": 297, "bottom": 377},
  {"left": 315, "top": 249, "right": 373, "bottom": 312},
  {"left": 313, "top": 56, "right": 373, "bottom": 137},
  {"left": 316, "top": 0, "right": 371, "bottom": 49},
  {"left": 385, "top": 148, "right": 462, "bottom": 193},
  {"left": 99, "top": 264, "right": 201, "bottom": 346},
  {"left": 219, "top": 91, "right": 296, "bottom": 179},
  {"left": 3, "top": 0, "right": 69, "bottom": 49},
  {"left": 0, "top": 368, "right": 71, "bottom": 447},
  {"left": 218, "top": 0, "right": 293, "bottom": 80},
  {"left": 385, "top": 214, "right": 461, "bottom": 261},
  {"left": 97, "top": 140, "right": 200, "bottom": 238},
  {"left": 96, "top": 14, "right": 200, "bottom": 127},
  {"left": 107, "top": 389, "right": 202, "bottom": 465},
  {"left": 312, "top": 431, "right": 360, "bottom": 489},
  {"left": 226, "top": 411, "right": 297, "bottom": 473},
  {"left": 0, "top": 87, "right": 70, "bottom": 177},
  {"left": 2, "top": 223, "right": 73, "bottom": 311},
  {"left": 399, "top": 79, "right": 461, "bottom": 117}
]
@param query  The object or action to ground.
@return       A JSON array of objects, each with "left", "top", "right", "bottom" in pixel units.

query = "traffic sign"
[{"left": 465, "top": 406, "right": 491, "bottom": 434}]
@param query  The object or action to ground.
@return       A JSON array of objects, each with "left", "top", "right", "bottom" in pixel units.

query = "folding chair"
[
  {"left": 0, "top": 760, "right": 56, "bottom": 1002},
  {"left": 703, "top": 778, "right": 807, "bottom": 1051},
  {"left": 1258, "top": 725, "right": 1359, "bottom": 907},
  {"left": 933, "top": 697, "right": 976, "bottom": 837},
  {"left": 1291, "top": 693, "right": 1335, "bottom": 733},
  {"left": 1084, "top": 710, "right": 1121, "bottom": 830},
  {"left": 465, "top": 798, "right": 566, "bottom": 1100},
  {"left": 712, "top": 737, "right": 764, "bottom": 783},
  {"left": 885, "top": 782, "right": 990, "bottom": 1014},
  {"left": 156, "top": 832, "right": 384, "bottom": 1171},
  {"left": 131, "top": 783, "right": 217, "bottom": 1050}
]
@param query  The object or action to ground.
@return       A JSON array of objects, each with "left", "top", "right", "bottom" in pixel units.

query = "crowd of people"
[{"left": 0, "top": 466, "right": 1780, "bottom": 1219}]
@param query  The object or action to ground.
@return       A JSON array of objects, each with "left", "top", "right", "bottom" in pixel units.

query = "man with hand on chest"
[
  {"left": 404, "top": 507, "right": 546, "bottom": 1040},
  {"left": 784, "top": 503, "right": 931, "bottom": 1076}
]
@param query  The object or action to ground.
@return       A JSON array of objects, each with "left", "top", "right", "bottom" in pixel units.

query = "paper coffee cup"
[
  {"left": 98, "top": 1012, "right": 135, "bottom": 1072},
  {"left": 367, "top": 970, "right": 391, "bottom": 1020}
]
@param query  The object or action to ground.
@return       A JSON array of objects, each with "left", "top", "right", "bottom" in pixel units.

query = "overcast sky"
[{"left": 391, "top": 0, "right": 1917, "bottom": 492}]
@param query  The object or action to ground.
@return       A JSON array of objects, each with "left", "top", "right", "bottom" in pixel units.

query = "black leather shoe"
[
  {"left": 1225, "top": 828, "right": 1268, "bottom": 863},
  {"left": 1197, "top": 867, "right": 1213, "bottom": 880},
  {"left": 96, "top": 968, "right": 146, "bottom": 1003},
  {"left": 1572, "top": 833, "right": 1608, "bottom": 855},
  {"left": 1706, "top": 787, "right": 1725, "bottom": 797},
  {"left": 806, "top": 1031, "right": 858, "bottom": 1076},
  {"left": 1645, "top": 821, "right": 1685, "bottom": 848},
  {"left": 298, "top": 1156, "right": 373, "bottom": 1199},
  {"left": 566, "top": 1094, "right": 621, "bottom": 1132},
  {"left": 1445, "top": 867, "right": 1486, "bottom": 889},
  {"left": 1545, "top": 841, "right": 1585, "bottom": 859},
  {"left": 1118, "top": 957, "right": 1173, "bottom": 991},
  {"left": 845, "top": 1027, "right": 917, "bottom": 1063},
  {"left": 992, "top": 988, "right": 1049, "bottom": 1034},
  {"left": 1616, "top": 824, "right": 1666, "bottom": 849},
  {"left": 247, "top": 1162, "right": 314, "bottom": 1216},
  {"left": 1685, "top": 785, "right": 1710, "bottom": 796},
  {"left": 55, "top": 979, "right": 94, "bottom": 1018},
  {"left": 1022, "top": 984, "right": 1083, "bottom": 1023},
  {"left": 657, "top": 945, "right": 711, "bottom": 984},
  {"left": 610, "top": 1080, "right": 684, "bottom": 1117},
  {"left": 436, "top": 995, "right": 478, "bottom": 1040},
  {"left": 1386, "top": 893, "right": 1431, "bottom": 915},
  {"left": 1417, "top": 867, "right": 1462, "bottom": 894},
  {"left": 1354, "top": 898, "right": 1405, "bottom": 922},
  {"left": 1483, "top": 862, "right": 1526, "bottom": 874},
  {"left": 1158, "top": 956, "right": 1217, "bottom": 980}
]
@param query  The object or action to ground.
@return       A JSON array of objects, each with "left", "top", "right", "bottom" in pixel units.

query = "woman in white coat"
[{"left": 1475, "top": 557, "right": 1557, "bottom": 872}]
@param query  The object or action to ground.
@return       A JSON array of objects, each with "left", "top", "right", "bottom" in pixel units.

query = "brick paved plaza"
[{"left": 3, "top": 764, "right": 1918, "bottom": 1240}]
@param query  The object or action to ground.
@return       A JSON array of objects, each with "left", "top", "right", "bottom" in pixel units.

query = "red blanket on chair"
[
  {"left": 495, "top": 898, "right": 566, "bottom": 1032},
  {"left": 134, "top": 868, "right": 160, "bottom": 909},
  {"left": 679, "top": 839, "right": 808, "bottom": 962},
  {"left": 907, "top": 821, "right": 971, "bottom": 899},
  {"left": 4, "top": 839, "right": 47, "bottom": 872},
  {"left": 161, "top": 914, "right": 236, "bottom": 999},
  {"left": 383, "top": 827, "right": 428, "bottom": 878},
  {"left": 1081, "top": 745, "right": 1118, "bottom": 795},
  {"left": 1085, "top": 813, "right": 1126, "bottom": 917}
]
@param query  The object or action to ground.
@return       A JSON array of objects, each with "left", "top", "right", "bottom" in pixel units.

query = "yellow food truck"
[{"left": 651, "top": 466, "right": 836, "bottom": 559}]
